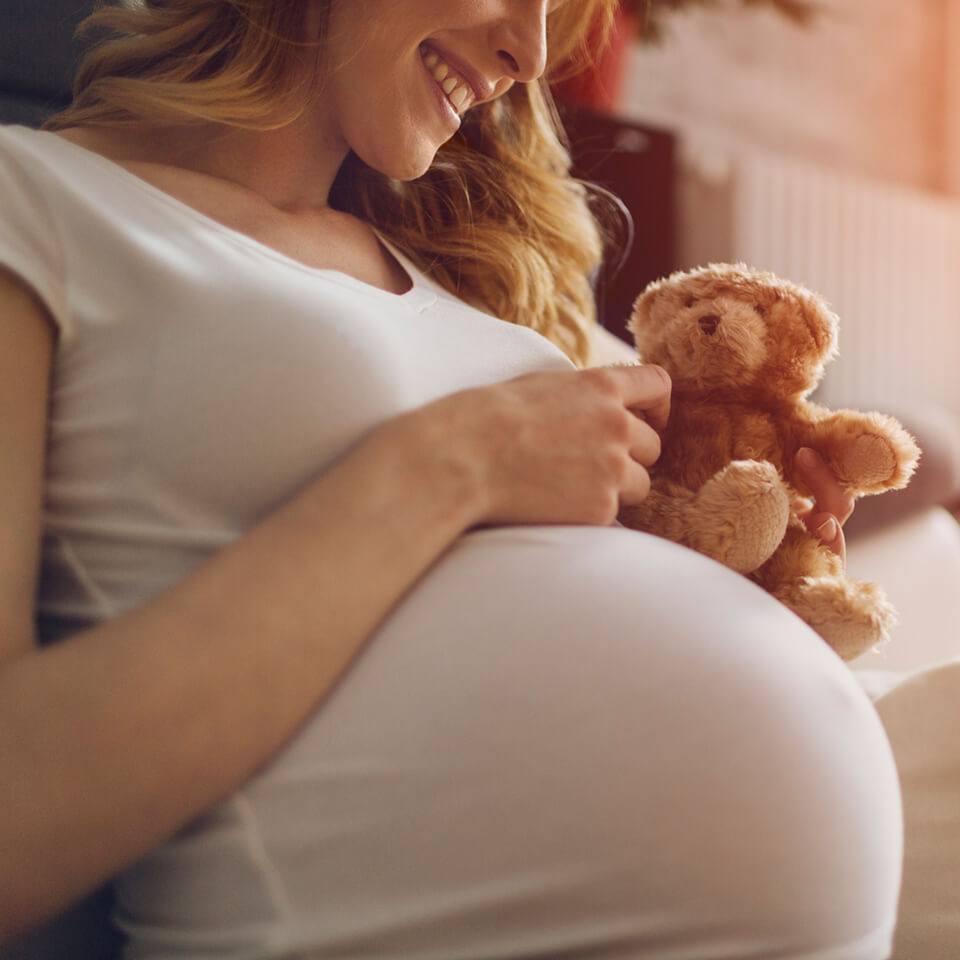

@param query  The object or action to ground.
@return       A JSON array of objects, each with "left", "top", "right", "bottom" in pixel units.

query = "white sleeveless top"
[{"left": 0, "top": 125, "right": 574, "bottom": 638}]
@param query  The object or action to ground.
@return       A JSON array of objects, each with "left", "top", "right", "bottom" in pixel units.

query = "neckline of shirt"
[{"left": 10, "top": 125, "right": 439, "bottom": 310}]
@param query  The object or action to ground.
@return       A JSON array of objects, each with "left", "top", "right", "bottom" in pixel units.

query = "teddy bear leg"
[
  {"left": 752, "top": 525, "right": 897, "bottom": 661},
  {"left": 688, "top": 460, "right": 790, "bottom": 573},
  {"left": 618, "top": 483, "right": 697, "bottom": 547},
  {"left": 619, "top": 463, "right": 789, "bottom": 574},
  {"left": 770, "top": 577, "right": 897, "bottom": 662}
]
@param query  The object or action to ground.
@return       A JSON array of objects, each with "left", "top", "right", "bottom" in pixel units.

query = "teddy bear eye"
[
  {"left": 753, "top": 304, "right": 767, "bottom": 317},
  {"left": 684, "top": 296, "right": 697, "bottom": 308}
]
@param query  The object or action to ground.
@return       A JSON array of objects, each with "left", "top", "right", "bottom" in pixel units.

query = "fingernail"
[{"left": 815, "top": 517, "right": 838, "bottom": 542}]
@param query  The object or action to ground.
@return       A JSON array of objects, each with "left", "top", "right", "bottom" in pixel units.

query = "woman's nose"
[{"left": 493, "top": 1, "right": 548, "bottom": 83}]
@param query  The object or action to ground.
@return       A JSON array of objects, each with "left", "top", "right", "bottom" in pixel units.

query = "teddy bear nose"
[{"left": 698, "top": 314, "right": 720, "bottom": 335}]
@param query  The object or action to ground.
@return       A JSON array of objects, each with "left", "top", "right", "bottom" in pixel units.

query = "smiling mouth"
[{"left": 419, "top": 44, "right": 476, "bottom": 116}]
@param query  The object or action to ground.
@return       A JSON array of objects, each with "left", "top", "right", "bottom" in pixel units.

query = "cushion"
[{"left": 875, "top": 660, "right": 960, "bottom": 959}]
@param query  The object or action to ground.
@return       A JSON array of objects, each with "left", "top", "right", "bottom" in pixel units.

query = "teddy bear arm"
[
  {"left": 796, "top": 408, "right": 921, "bottom": 495},
  {"left": 729, "top": 412, "right": 783, "bottom": 468},
  {"left": 663, "top": 404, "right": 762, "bottom": 486}
]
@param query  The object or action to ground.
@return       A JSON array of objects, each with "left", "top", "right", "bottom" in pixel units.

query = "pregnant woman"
[{"left": 0, "top": 1, "right": 904, "bottom": 957}]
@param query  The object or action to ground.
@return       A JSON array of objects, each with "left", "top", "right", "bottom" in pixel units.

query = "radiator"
[{"left": 684, "top": 149, "right": 960, "bottom": 419}]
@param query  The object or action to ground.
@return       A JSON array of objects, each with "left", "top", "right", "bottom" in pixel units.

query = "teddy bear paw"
[
  {"left": 839, "top": 433, "right": 898, "bottom": 490},
  {"left": 774, "top": 576, "right": 897, "bottom": 662},
  {"left": 691, "top": 460, "right": 790, "bottom": 573}
]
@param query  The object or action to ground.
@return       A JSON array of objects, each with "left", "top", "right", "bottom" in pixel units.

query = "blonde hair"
[{"left": 47, "top": 0, "right": 624, "bottom": 365}]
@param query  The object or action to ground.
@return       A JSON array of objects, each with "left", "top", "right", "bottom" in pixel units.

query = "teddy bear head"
[{"left": 628, "top": 263, "right": 840, "bottom": 399}]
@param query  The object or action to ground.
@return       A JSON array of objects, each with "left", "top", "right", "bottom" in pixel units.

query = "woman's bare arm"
[
  {"left": 0, "top": 271, "right": 670, "bottom": 941},
  {"left": 0, "top": 269, "right": 51, "bottom": 663}
]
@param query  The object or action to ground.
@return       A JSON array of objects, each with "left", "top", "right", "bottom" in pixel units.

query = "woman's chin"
[
  {"left": 362, "top": 134, "right": 452, "bottom": 183},
  {"left": 385, "top": 153, "right": 441, "bottom": 182}
]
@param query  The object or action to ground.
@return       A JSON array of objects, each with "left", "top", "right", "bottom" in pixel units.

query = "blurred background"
[{"left": 554, "top": 0, "right": 960, "bottom": 434}]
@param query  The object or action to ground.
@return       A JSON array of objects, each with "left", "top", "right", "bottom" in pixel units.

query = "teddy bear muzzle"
[{"left": 698, "top": 314, "right": 721, "bottom": 336}]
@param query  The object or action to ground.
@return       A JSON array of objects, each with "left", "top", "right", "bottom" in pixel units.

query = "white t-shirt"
[
  {"left": 0, "top": 126, "right": 907, "bottom": 960},
  {"left": 0, "top": 125, "right": 574, "bottom": 638}
]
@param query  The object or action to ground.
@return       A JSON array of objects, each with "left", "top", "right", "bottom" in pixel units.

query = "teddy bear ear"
[
  {"left": 802, "top": 295, "right": 841, "bottom": 358},
  {"left": 627, "top": 289, "right": 665, "bottom": 355},
  {"left": 628, "top": 279, "right": 662, "bottom": 333},
  {"left": 626, "top": 300, "right": 647, "bottom": 345}
]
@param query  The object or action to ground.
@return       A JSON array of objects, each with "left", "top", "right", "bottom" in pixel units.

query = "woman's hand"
[
  {"left": 401, "top": 364, "right": 671, "bottom": 529},
  {"left": 792, "top": 447, "right": 856, "bottom": 565}
]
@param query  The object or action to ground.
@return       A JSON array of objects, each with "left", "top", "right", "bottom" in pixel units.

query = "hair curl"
[{"left": 47, "top": 0, "right": 625, "bottom": 365}]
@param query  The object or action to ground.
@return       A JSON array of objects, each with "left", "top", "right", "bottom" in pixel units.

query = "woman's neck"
[{"left": 58, "top": 114, "right": 350, "bottom": 214}]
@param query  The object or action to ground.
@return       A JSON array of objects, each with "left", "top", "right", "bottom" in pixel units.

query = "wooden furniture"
[{"left": 557, "top": 102, "right": 678, "bottom": 341}]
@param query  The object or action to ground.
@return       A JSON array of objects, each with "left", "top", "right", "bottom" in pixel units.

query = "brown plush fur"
[{"left": 619, "top": 263, "right": 921, "bottom": 661}]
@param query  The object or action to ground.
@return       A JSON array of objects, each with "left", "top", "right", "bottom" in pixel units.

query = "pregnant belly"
[
  {"left": 116, "top": 524, "right": 846, "bottom": 957},
  {"left": 258, "top": 522, "right": 784, "bottom": 781}
]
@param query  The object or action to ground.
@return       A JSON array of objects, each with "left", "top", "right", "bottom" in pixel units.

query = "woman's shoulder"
[
  {"left": 0, "top": 122, "right": 73, "bottom": 168},
  {"left": 0, "top": 124, "right": 165, "bottom": 344},
  {"left": 0, "top": 123, "right": 170, "bottom": 200},
  {"left": 0, "top": 124, "right": 108, "bottom": 211},
  {"left": 0, "top": 126, "right": 76, "bottom": 336},
  {"left": 0, "top": 123, "right": 47, "bottom": 174}
]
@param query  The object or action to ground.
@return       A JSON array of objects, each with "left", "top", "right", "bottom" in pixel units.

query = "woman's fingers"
[
  {"left": 627, "top": 409, "right": 662, "bottom": 465},
  {"left": 600, "top": 362, "right": 672, "bottom": 431},
  {"left": 793, "top": 447, "right": 852, "bottom": 564},
  {"left": 589, "top": 363, "right": 669, "bottom": 507},
  {"left": 794, "top": 447, "right": 855, "bottom": 524},
  {"left": 805, "top": 510, "right": 846, "bottom": 564},
  {"left": 606, "top": 365, "right": 669, "bottom": 507},
  {"left": 618, "top": 462, "right": 653, "bottom": 507}
]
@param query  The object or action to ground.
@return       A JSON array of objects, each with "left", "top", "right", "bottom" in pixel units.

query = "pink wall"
[{"left": 620, "top": 0, "right": 950, "bottom": 194}]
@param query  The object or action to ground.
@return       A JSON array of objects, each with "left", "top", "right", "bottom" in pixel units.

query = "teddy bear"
[{"left": 618, "top": 263, "right": 921, "bottom": 662}]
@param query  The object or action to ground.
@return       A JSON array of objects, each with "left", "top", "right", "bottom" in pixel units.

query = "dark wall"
[
  {"left": 0, "top": 0, "right": 95, "bottom": 125},
  {"left": 558, "top": 103, "right": 677, "bottom": 343}
]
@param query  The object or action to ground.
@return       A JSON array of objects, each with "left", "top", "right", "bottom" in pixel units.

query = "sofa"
[{"left": 1, "top": 0, "right": 85, "bottom": 126}]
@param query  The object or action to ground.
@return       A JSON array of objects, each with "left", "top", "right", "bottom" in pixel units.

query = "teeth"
[
  {"left": 449, "top": 86, "right": 470, "bottom": 111},
  {"left": 420, "top": 45, "right": 474, "bottom": 116}
]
